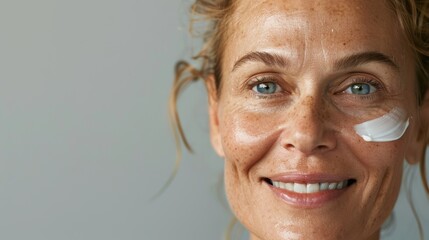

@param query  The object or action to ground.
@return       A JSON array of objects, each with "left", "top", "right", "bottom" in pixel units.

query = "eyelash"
[
  {"left": 342, "top": 77, "right": 384, "bottom": 100},
  {"left": 245, "top": 75, "right": 385, "bottom": 101},
  {"left": 247, "top": 76, "right": 285, "bottom": 99}
]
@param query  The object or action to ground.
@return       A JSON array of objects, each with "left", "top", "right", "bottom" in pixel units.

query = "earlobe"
[
  {"left": 205, "top": 75, "right": 225, "bottom": 157},
  {"left": 405, "top": 91, "right": 429, "bottom": 164}
]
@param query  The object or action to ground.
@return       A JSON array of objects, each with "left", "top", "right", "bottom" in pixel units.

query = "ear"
[
  {"left": 205, "top": 74, "right": 225, "bottom": 157},
  {"left": 406, "top": 91, "right": 429, "bottom": 164}
]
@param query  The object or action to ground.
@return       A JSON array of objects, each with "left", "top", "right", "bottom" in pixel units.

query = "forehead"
[
  {"left": 230, "top": 0, "right": 395, "bottom": 34},
  {"left": 223, "top": 0, "right": 407, "bottom": 72}
]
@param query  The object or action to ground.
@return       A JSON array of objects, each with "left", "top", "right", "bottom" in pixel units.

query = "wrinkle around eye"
[{"left": 332, "top": 73, "right": 385, "bottom": 96}]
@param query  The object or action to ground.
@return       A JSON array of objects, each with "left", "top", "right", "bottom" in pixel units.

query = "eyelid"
[
  {"left": 248, "top": 74, "right": 281, "bottom": 84},
  {"left": 245, "top": 74, "right": 287, "bottom": 97},
  {"left": 338, "top": 76, "right": 385, "bottom": 94},
  {"left": 244, "top": 74, "right": 277, "bottom": 89},
  {"left": 333, "top": 76, "right": 387, "bottom": 103}
]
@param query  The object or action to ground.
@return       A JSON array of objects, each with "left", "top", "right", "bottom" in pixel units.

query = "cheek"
[
  {"left": 344, "top": 136, "right": 406, "bottom": 192},
  {"left": 349, "top": 140, "right": 405, "bottom": 224},
  {"left": 354, "top": 142, "right": 405, "bottom": 167},
  {"left": 218, "top": 108, "right": 283, "bottom": 170}
]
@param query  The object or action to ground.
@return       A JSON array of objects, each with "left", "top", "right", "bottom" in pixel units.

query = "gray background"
[{"left": 0, "top": 0, "right": 427, "bottom": 239}]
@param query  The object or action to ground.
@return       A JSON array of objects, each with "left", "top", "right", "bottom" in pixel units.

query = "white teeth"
[
  {"left": 320, "top": 182, "right": 329, "bottom": 190},
  {"left": 285, "top": 183, "right": 294, "bottom": 191},
  {"left": 271, "top": 180, "right": 350, "bottom": 194},
  {"left": 307, "top": 183, "right": 320, "bottom": 193},
  {"left": 328, "top": 183, "right": 337, "bottom": 190},
  {"left": 294, "top": 183, "right": 307, "bottom": 193}
]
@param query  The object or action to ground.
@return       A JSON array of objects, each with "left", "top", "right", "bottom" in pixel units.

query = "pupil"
[
  {"left": 257, "top": 83, "right": 276, "bottom": 94},
  {"left": 352, "top": 84, "right": 369, "bottom": 94}
]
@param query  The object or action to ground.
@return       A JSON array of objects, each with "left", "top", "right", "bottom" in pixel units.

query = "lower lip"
[{"left": 267, "top": 183, "right": 350, "bottom": 208}]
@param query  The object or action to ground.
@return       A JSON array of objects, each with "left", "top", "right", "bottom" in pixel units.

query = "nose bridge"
[
  {"left": 298, "top": 95, "right": 321, "bottom": 120},
  {"left": 293, "top": 95, "right": 324, "bottom": 136},
  {"left": 280, "top": 94, "right": 335, "bottom": 155}
]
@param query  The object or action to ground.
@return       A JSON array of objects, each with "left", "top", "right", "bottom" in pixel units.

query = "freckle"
[{"left": 343, "top": 42, "right": 347, "bottom": 46}]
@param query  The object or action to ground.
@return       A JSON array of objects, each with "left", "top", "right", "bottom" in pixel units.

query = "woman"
[{"left": 171, "top": 0, "right": 429, "bottom": 239}]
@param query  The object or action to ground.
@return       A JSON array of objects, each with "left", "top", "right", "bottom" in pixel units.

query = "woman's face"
[{"left": 208, "top": 0, "right": 421, "bottom": 240}]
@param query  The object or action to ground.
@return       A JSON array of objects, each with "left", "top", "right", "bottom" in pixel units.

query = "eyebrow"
[
  {"left": 334, "top": 51, "right": 399, "bottom": 72},
  {"left": 232, "top": 51, "right": 288, "bottom": 71},
  {"left": 232, "top": 51, "right": 399, "bottom": 72}
]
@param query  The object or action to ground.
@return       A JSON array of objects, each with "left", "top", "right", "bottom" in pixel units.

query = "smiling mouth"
[{"left": 263, "top": 178, "right": 357, "bottom": 194}]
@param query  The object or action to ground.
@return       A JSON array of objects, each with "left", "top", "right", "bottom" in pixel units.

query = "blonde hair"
[
  {"left": 386, "top": 0, "right": 429, "bottom": 194},
  {"left": 170, "top": 0, "right": 429, "bottom": 238}
]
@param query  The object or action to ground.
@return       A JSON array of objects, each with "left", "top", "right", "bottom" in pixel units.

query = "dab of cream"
[{"left": 354, "top": 108, "right": 409, "bottom": 142}]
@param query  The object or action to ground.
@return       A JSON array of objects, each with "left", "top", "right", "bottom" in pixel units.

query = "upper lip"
[{"left": 264, "top": 173, "right": 356, "bottom": 184}]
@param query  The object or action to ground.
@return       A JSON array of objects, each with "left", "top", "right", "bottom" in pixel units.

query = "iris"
[
  {"left": 347, "top": 83, "right": 375, "bottom": 95},
  {"left": 253, "top": 82, "right": 278, "bottom": 94}
]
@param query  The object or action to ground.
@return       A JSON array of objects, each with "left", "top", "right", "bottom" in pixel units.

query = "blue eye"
[
  {"left": 252, "top": 82, "right": 279, "bottom": 94},
  {"left": 345, "top": 83, "right": 376, "bottom": 95}
]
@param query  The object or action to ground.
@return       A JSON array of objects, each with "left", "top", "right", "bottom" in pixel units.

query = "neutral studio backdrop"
[{"left": 0, "top": 0, "right": 428, "bottom": 239}]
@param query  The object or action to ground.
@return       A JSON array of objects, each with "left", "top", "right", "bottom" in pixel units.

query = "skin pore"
[{"left": 206, "top": 1, "right": 425, "bottom": 240}]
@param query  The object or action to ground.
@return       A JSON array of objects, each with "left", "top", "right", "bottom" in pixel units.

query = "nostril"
[
  {"left": 279, "top": 121, "right": 337, "bottom": 154},
  {"left": 283, "top": 143, "right": 331, "bottom": 154},
  {"left": 316, "top": 145, "right": 329, "bottom": 150},
  {"left": 284, "top": 144, "right": 294, "bottom": 150}
]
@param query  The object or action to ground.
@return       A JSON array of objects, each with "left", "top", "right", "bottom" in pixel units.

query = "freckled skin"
[{"left": 207, "top": 1, "right": 422, "bottom": 240}]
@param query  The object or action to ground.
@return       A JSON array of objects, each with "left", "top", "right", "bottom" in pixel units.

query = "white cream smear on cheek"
[{"left": 354, "top": 108, "right": 410, "bottom": 142}]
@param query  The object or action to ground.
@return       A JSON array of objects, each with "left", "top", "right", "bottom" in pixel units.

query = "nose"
[{"left": 280, "top": 96, "right": 336, "bottom": 155}]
